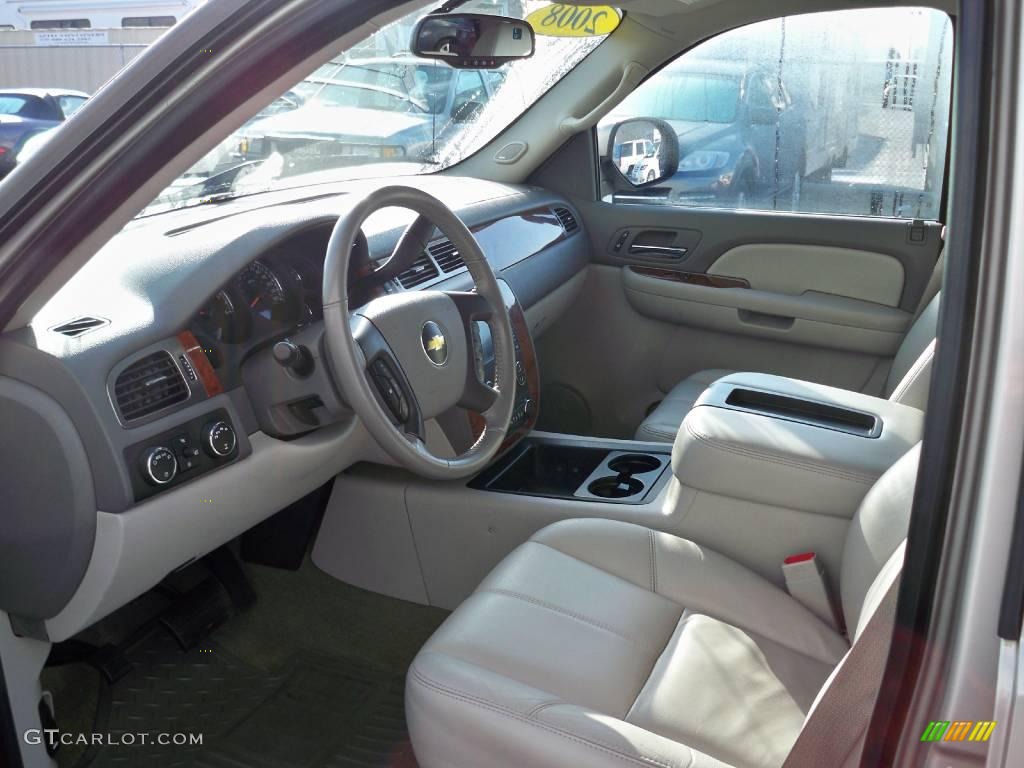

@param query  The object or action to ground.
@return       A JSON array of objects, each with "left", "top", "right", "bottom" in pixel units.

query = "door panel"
[
  {"left": 584, "top": 202, "right": 943, "bottom": 310},
  {"left": 622, "top": 265, "right": 909, "bottom": 354},
  {"left": 707, "top": 244, "right": 905, "bottom": 306}
]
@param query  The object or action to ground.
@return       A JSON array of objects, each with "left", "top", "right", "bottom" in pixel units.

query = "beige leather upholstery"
[
  {"left": 635, "top": 294, "right": 941, "bottom": 442},
  {"left": 406, "top": 447, "right": 921, "bottom": 768},
  {"left": 884, "top": 293, "right": 940, "bottom": 412},
  {"left": 674, "top": 373, "right": 924, "bottom": 518}
]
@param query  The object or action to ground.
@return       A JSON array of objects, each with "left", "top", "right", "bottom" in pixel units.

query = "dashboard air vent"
[
  {"left": 114, "top": 351, "right": 189, "bottom": 422},
  {"left": 553, "top": 206, "right": 579, "bottom": 234},
  {"left": 50, "top": 315, "right": 108, "bottom": 337},
  {"left": 429, "top": 238, "right": 465, "bottom": 273},
  {"left": 396, "top": 253, "right": 440, "bottom": 289}
]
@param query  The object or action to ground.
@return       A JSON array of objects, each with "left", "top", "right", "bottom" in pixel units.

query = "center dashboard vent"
[
  {"left": 395, "top": 253, "right": 439, "bottom": 289},
  {"left": 553, "top": 206, "right": 579, "bottom": 234},
  {"left": 428, "top": 238, "right": 465, "bottom": 273},
  {"left": 114, "top": 351, "right": 189, "bottom": 422}
]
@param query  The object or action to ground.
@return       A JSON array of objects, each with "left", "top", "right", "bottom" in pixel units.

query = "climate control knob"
[
  {"left": 203, "top": 420, "right": 237, "bottom": 458},
  {"left": 141, "top": 446, "right": 178, "bottom": 485}
]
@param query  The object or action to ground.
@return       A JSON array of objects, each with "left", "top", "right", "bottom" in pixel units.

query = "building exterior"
[{"left": 0, "top": 1, "right": 204, "bottom": 30}]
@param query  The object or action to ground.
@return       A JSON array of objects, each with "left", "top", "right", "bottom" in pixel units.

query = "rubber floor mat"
[{"left": 82, "top": 628, "right": 418, "bottom": 768}]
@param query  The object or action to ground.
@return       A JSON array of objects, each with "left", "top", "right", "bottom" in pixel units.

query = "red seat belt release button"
[
  {"left": 782, "top": 552, "right": 845, "bottom": 635},
  {"left": 784, "top": 552, "right": 816, "bottom": 565}
]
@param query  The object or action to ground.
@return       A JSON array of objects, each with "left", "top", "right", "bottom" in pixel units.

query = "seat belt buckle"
[{"left": 782, "top": 553, "right": 845, "bottom": 636}]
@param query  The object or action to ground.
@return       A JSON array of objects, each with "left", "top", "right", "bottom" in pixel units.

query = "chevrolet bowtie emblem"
[{"left": 421, "top": 321, "right": 448, "bottom": 365}]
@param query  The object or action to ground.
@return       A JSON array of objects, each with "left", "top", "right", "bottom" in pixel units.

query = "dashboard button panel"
[{"left": 125, "top": 408, "right": 240, "bottom": 502}]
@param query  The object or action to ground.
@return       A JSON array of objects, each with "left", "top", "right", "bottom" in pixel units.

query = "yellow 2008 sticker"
[{"left": 525, "top": 4, "right": 622, "bottom": 38}]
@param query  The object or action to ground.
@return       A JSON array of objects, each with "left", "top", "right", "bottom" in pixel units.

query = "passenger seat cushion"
[
  {"left": 407, "top": 518, "right": 848, "bottom": 768},
  {"left": 635, "top": 369, "right": 736, "bottom": 442}
]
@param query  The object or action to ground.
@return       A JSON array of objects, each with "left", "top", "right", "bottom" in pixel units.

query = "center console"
[{"left": 675, "top": 372, "right": 924, "bottom": 518}]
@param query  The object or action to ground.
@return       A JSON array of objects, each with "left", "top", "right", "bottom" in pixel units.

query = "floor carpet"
[{"left": 47, "top": 557, "right": 447, "bottom": 768}]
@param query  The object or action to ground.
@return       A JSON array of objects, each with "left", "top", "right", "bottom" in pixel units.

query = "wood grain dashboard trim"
[
  {"left": 628, "top": 265, "right": 750, "bottom": 289},
  {"left": 177, "top": 330, "right": 224, "bottom": 397}
]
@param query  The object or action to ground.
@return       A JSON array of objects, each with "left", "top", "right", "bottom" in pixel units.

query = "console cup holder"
[
  {"left": 588, "top": 476, "right": 645, "bottom": 499},
  {"left": 607, "top": 454, "right": 663, "bottom": 475},
  {"left": 471, "top": 440, "right": 670, "bottom": 504}
]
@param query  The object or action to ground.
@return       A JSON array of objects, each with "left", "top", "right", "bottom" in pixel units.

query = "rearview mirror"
[
  {"left": 604, "top": 118, "right": 680, "bottom": 189},
  {"left": 411, "top": 13, "right": 535, "bottom": 69}
]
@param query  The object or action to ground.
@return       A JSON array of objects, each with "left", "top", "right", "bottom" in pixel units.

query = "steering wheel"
[{"left": 322, "top": 186, "right": 516, "bottom": 480}]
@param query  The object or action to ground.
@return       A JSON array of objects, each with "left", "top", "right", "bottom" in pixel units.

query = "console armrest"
[{"left": 673, "top": 372, "right": 923, "bottom": 518}]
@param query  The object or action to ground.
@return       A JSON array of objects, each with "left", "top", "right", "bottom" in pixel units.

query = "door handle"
[{"left": 628, "top": 244, "right": 688, "bottom": 259}]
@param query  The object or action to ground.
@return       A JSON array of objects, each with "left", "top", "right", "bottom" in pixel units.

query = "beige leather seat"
[
  {"left": 406, "top": 446, "right": 920, "bottom": 768},
  {"left": 635, "top": 293, "right": 941, "bottom": 442}
]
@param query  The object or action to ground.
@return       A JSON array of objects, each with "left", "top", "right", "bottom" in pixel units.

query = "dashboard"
[{"left": 1, "top": 175, "right": 588, "bottom": 640}]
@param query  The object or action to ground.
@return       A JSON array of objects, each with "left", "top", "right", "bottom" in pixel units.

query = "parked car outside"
[
  {"left": 0, "top": 88, "right": 88, "bottom": 179},
  {"left": 232, "top": 56, "right": 513, "bottom": 174}
]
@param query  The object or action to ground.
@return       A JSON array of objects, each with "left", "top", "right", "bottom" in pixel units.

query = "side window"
[{"left": 600, "top": 7, "right": 953, "bottom": 219}]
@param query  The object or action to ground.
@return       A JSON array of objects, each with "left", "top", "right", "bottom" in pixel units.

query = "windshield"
[
  {"left": 619, "top": 73, "right": 741, "bottom": 124},
  {"left": 140, "top": 1, "right": 618, "bottom": 217}
]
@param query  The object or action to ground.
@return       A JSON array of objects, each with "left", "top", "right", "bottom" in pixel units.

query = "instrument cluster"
[{"left": 193, "top": 255, "right": 324, "bottom": 348}]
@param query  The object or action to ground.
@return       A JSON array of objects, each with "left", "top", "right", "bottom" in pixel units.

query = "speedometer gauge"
[{"left": 236, "top": 261, "right": 294, "bottom": 323}]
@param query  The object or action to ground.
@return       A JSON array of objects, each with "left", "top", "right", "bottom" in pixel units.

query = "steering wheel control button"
[
  {"left": 203, "top": 420, "right": 237, "bottom": 458},
  {"left": 421, "top": 321, "right": 448, "bottom": 366},
  {"left": 141, "top": 446, "right": 178, "bottom": 485},
  {"left": 371, "top": 359, "right": 409, "bottom": 423}
]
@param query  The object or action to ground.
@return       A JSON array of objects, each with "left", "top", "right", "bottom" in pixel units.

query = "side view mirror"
[
  {"left": 411, "top": 13, "right": 535, "bottom": 69},
  {"left": 605, "top": 118, "right": 680, "bottom": 189}
]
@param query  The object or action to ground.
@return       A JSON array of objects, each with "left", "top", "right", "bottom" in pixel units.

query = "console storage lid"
[{"left": 673, "top": 372, "right": 924, "bottom": 518}]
